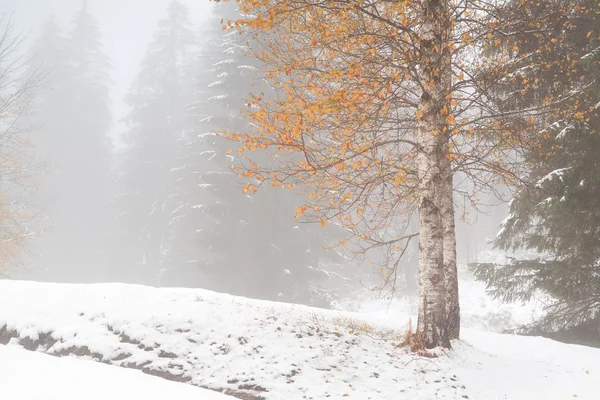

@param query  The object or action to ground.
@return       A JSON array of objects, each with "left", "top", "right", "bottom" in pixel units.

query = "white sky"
[{"left": 2, "top": 0, "right": 213, "bottom": 150}]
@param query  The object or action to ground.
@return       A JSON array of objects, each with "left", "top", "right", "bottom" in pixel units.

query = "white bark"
[
  {"left": 441, "top": 164, "right": 460, "bottom": 340},
  {"left": 416, "top": 0, "right": 458, "bottom": 348}
]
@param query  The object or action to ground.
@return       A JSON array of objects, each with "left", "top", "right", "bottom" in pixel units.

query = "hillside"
[
  {"left": 0, "top": 280, "right": 598, "bottom": 399},
  {"left": 0, "top": 343, "right": 234, "bottom": 400}
]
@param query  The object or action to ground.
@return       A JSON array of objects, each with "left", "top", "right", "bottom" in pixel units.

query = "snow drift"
[{"left": 0, "top": 280, "right": 598, "bottom": 399}]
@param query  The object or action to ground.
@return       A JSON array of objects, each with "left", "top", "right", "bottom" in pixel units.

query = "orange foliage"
[{"left": 214, "top": 0, "right": 593, "bottom": 252}]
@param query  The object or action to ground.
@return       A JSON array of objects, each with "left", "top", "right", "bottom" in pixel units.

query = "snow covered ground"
[
  {"left": 338, "top": 276, "right": 543, "bottom": 334},
  {"left": 0, "top": 280, "right": 598, "bottom": 399},
  {"left": 0, "top": 343, "right": 234, "bottom": 399},
  {"left": 339, "top": 251, "right": 546, "bottom": 335}
]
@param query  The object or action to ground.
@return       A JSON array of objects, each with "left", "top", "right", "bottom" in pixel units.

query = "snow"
[
  {"left": 0, "top": 342, "right": 233, "bottom": 400},
  {"left": 0, "top": 280, "right": 599, "bottom": 400},
  {"left": 454, "top": 332, "right": 597, "bottom": 400},
  {"left": 338, "top": 273, "right": 541, "bottom": 334},
  {"left": 214, "top": 59, "right": 235, "bottom": 66},
  {"left": 555, "top": 124, "right": 574, "bottom": 140},
  {"left": 208, "top": 80, "right": 224, "bottom": 88},
  {"left": 496, "top": 213, "right": 514, "bottom": 238},
  {"left": 581, "top": 45, "right": 600, "bottom": 61},
  {"left": 208, "top": 94, "right": 228, "bottom": 101},
  {"left": 536, "top": 167, "right": 570, "bottom": 188}
]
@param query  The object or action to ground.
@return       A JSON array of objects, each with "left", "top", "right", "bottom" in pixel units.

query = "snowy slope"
[
  {"left": 339, "top": 276, "right": 542, "bottom": 334},
  {"left": 0, "top": 280, "right": 598, "bottom": 399},
  {"left": 0, "top": 343, "right": 233, "bottom": 400}
]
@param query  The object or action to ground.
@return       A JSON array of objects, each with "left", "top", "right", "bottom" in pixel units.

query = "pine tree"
[
  {"left": 110, "top": 0, "right": 198, "bottom": 286},
  {"left": 26, "top": 4, "right": 113, "bottom": 282},
  {"left": 471, "top": 0, "right": 600, "bottom": 342},
  {"left": 25, "top": 15, "right": 69, "bottom": 275},
  {"left": 27, "top": 14, "right": 70, "bottom": 182},
  {"left": 182, "top": 2, "right": 338, "bottom": 305}
]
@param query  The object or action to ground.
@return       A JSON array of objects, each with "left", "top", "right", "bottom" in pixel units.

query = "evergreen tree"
[
  {"left": 110, "top": 0, "right": 198, "bottom": 285},
  {"left": 25, "top": 15, "right": 69, "bottom": 276},
  {"left": 28, "top": 15, "right": 69, "bottom": 126},
  {"left": 183, "top": 2, "right": 339, "bottom": 305},
  {"left": 27, "top": 4, "right": 113, "bottom": 282},
  {"left": 471, "top": 0, "right": 600, "bottom": 342},
  {"left": 26, "top": 14, "right": 70, "bottom": 186}
]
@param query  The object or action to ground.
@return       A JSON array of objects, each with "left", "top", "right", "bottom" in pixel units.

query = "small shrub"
[{"left": 400, "top": 319, "right": 437, "bottom": 357}]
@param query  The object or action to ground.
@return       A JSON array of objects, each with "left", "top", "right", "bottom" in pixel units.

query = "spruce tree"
[
  {"left": 26, "top": 4, "right": 113, "bottom": 282},
  {"left": 471, "top": 0, "right": 600, "bottom": 342},
  {"left": 110, "top": 0, "right": 198, "bottom": 286},
  {"left": 25, "top": 15, "right": 69, "bottom": 276},
  {"left": 183, "top": 2, "right": 339, "bottom": 305},
  {"left": 27, "top": 14, "right": 70, "bottom": 186}
]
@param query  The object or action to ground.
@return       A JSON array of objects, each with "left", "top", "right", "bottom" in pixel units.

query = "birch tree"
[{"left": 220, "top": 0, "right": 584, "bottom": 347}]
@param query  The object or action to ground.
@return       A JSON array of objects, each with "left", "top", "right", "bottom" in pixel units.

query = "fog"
[
  {"left": 1, "top": 2, "right": 599, "bottom": 391},
  {"left": 3, "top": 0, "right": 211, "bottom": 149},
  {"left": 1, "top": 0, "right": 507, "bottom": 307}
]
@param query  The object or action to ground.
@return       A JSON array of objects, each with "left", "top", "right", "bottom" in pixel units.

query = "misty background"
[
  {"left": 4, "top": 0, "right": 211, "bottom": 149},
  {"left": 1, "top": 0, "right": 506, "bottom": 307}
]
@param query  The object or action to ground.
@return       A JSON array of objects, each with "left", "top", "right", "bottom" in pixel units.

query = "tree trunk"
[
  {"left": 405, "top": 215, "right": 420, "bottom": 294},
  {"left": 441, "top": 164, "right": 460, "bottom": 340},
  {"left": 416, "top": 160, "right": 447, "bottom": 348},
  {"left": 416, "top": 0, "right": 456, "bottom": 348}
]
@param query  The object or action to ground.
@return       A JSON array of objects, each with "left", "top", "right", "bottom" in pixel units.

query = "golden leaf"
[{"left": 394, "top": 174, "right": 406, "bottom": 185}]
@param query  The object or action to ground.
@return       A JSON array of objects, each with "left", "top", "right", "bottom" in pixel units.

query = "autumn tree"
[
  {"left": 0, "top": 14, "right": 42, "bottom": 272},
  {"left": 216, "top": 0, "right": 593, "bottom": 348}
]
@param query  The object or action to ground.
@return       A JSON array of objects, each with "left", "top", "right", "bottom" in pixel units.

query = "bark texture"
[
  {"left": 416, "top": 0, "right": 458, "bottom": 348},
  {"left": 441, "top": 164, "right": 460, "bottom": 340}
]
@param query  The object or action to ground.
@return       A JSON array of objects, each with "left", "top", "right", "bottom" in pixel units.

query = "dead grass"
[
  {"left": 401, "top": 319, "right": 425, "bottom": 352},
  {"left": 400, "top": 319, "right": 437, "bottom": 358},
  {"left": 332, "top": 316, "right": 378, "bottom": 335},
  {"left": 329, "top": 316, "right": 404, "bottom": 342},
  {"left": 310, "top": 314, "right": 437, "bottom": 358}
]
